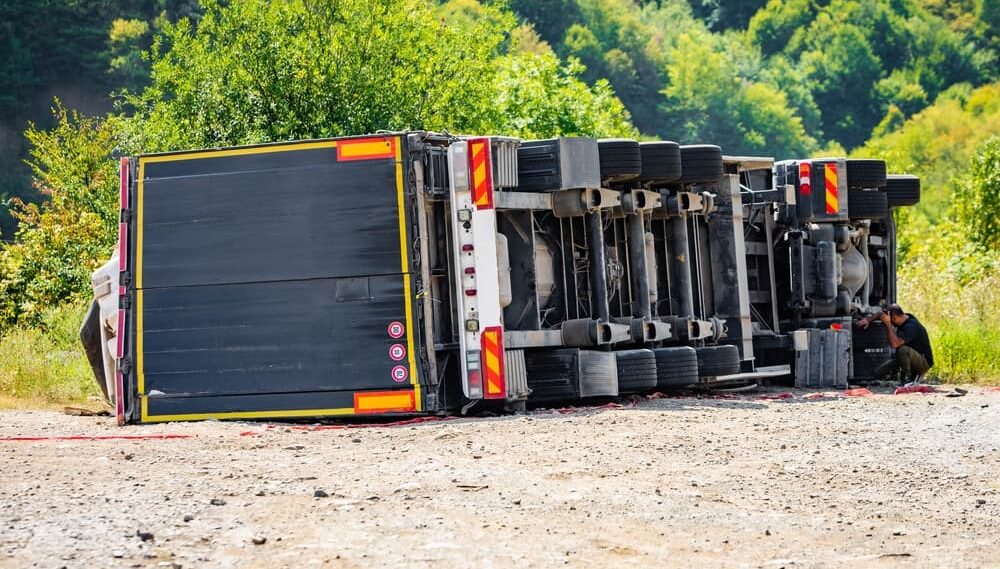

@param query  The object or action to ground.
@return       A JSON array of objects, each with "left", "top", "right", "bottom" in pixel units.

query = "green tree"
[
  {"left": 129, "top": 0, "right": 634, "bottom": 153},
  {"left": 747, "top": 0, "right": 814, "bottom": 56},
  {"left": 492, "top": 52, "right": 636, "bottom": 139},
  {"left": 507, "top": 0, "right": 581, "bottom": 46},
  {"left": 797, "top": 18, "right": 883, "bottom": 149},
  {"left": 957, "top": 137, "right": 1000, "bottom": 251},
  {"left": 689, "top": 0, "right": 769, "bottom": 31},
  {"left": 107, "top": 18, "right": 153, "bottom": 95},
  {"left": 660, "top": 31, "right": 815, "bottom": 157},
  {"left": 0, "top": 105, "right": 120, "bottom": 328}
]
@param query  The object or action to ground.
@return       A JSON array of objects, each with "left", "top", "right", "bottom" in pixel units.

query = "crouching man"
[{"left": 856, "top": 303, "right": 934, "bottom": 384}]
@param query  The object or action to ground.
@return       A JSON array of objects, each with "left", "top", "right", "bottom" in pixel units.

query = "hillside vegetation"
[{"left": 0, "top": 0, "right": 998, "bottom": 398}]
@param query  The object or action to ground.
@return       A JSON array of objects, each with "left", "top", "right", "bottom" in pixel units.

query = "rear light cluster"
[{"left": 466, "top": 351, "right": 483, "bottom": 399}]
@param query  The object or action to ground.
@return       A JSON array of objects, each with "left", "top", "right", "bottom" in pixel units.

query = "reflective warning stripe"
[
  {"left": 468, "top": 138, "right": 493, "bottom": 210},
  {"left": 354, "top": 390, "right": 416, "bottom": 414},
  {"left": 825, "top": 163, "right": 838, "bottom": 215},
  {"left": 336, "top": 137, "right": 395, "bottom": 161},
  {"left": 481, "top": 326, "right": 505, "bottom": 399}
]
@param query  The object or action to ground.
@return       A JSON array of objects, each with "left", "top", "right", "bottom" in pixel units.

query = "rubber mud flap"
[
  {"left": 695, "top": 344, "right": 741, "bottom": 378},
  {"left": 846, "top": 159, "right": 887, "bottom": 189},
  {"left": 578, "top": 350, "right": 619, "bottom": 398},
  {"left": 614, "top": 349, "right": 658, "bottom": 394},
  {"left": 677, "top": 145, "right": 724, "bottom": 184},
  {"left": 638, "top": 141, "right": 682, "bottom": 183},
  {"left": 847, "top": 190, "right": 888, "bottom": 219},
  {"left": 883, "top": 174, "right": 920, "bottom": 207},
  {"left": 597, "top": 139, "right": 642, "bottom": 182},
  {"left": 80, "top": 299, "right": 109, "bottom": 401},
  {"left": 653, "top": 346, "right": 699, "bottom": 388}
]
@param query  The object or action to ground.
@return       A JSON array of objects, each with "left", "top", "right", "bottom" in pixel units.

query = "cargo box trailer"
[{"left": 81, "top": 132, "right": 918, "bottom": 424}]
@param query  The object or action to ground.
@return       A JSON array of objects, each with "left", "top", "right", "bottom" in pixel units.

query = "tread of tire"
[
  {"left": 598, "top": 139, "right": 642, "bottom": 179},
  {"left": 524, "top": 349, "right": 579, "bottom": 401},
  {"left": 615, "top": 349, "right": 658, "bottom": 392},
  {"left": 883, "top": 174, "right": 920, "bottom": 207},
  {"left": 695, "top": 344, "right": 741, "bottom": 377},
  {"left": 653, "top": 346, "right": 699, "bottom": 387},
  {"left": 638, "top": 141, "right": 682, "bottom": 182},
  {"left": 848, "top": 190, "right": 889, "bottom": 219},
  {"left": 846, "top": 159, "right": 887, "bottom": 189},
  {"left": 678, "top": 145, "right": 725, "bottom": 184}
]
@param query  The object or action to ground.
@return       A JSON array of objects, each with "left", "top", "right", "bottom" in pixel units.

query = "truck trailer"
[{"left": 80, "top": 132, "right": 919, "bottom": 424}]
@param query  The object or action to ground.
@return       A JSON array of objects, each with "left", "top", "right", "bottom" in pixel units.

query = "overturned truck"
[{"left": 80, "top": 133, "right": 919, "bottom": 424}]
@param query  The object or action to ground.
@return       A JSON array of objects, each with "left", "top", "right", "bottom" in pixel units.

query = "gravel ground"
[{"left": 2, "top": 386, "right": 999, "bottom": 568}]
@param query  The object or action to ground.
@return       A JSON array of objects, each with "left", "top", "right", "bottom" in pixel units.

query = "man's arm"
[{"left": 878, "top": 312, "right": 905, "bottom": 349}]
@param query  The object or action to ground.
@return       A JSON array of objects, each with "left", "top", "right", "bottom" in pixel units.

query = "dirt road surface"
[{"left": 2, "top": 386, "right": 999, "bottom": 568}]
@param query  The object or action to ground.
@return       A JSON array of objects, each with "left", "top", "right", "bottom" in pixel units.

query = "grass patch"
[
  {"left": 928, "top": 323, "right": 1000, "bottom": 384},
  {"left": 900, "top": 262, "right": 1000, "bottom": 385},
  {"left": 0, "top": 301, "right": 101, "bottom": 405}
]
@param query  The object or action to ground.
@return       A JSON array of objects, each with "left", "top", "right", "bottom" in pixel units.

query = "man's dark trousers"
[{"left": 874, "top": 345, "right": 930, "bottom": 381}]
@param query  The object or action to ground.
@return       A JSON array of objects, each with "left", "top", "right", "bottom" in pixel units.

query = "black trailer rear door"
[{"left": 130, "top": 136, "right": 422, "bottom": 422}]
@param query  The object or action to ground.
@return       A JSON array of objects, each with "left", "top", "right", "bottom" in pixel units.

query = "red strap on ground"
[
  {"left": 843, "top": 388, "right": 874, "bottom": 397},
  {"left": 759, "top": 392, "right": 795, "bottom": 400},
  {"left": 0, "top": 434, "right": 193, "bottom": 442},
  {"left": 893, "top": 385, "right": 940, "bottom": 395}
]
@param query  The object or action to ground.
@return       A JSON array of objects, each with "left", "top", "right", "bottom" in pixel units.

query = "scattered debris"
[{"left": 62, "top": 407, "right": 110, "bottom": 417}]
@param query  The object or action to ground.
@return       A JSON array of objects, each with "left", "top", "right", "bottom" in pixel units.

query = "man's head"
[{"left": 885, "top": 303, "right": 907, "bottom": 326}]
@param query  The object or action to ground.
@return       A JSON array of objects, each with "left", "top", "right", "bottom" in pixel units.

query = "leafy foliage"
[
  {"left": 0, "top": 106, "right": 119, "bottom": 328},
  {"left": 0, "top": 0, "right": 636, "bottom": 333},
  {"left": 956, "top": 136, "right": 1000, "bottom": 252},
  {"left": 127, "top": 0, "right": 633, "bottom": 153},
  {"left": 860, "top": 81, "right": 1000, "bottom": 382},
  {"left": 660, "top": 31, "right": 815, "bottom": 157}
]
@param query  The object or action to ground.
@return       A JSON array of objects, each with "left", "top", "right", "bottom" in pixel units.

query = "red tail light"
[{"left": 799, "top": 162, "right": 812, "bottom": 196}]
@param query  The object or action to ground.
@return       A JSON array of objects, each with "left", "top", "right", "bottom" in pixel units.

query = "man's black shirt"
[{"left": 897, "top": 314, "right": 934, "bottom": 367}]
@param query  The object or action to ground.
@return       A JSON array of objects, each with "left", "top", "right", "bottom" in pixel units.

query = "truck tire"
[
  {"left": 638, "top": 141, "right": 682, "bottom": 183},
  {"left": 677, "top": 145, "right": 724, "bottom": 184},
  {"left": 695, "top": 344, "right": 741, "bottom": 378},
  {"left": 597, "top": 139, "right": 642, "bottom": 181},
  {"left": 883, "top": 174, "right": 920, "bottom": 207},
  {"left": 847, "top": 190, "right": 888, "bottom": 219},
  {"left": 846, "top": 159, "right": 887, "bottom": 189},
  {"left": 524, "top": 349, "right": 578, "bottom": 402},
  {"left": 653, "top": 346, "right": 699, "bottom": 388},
  {"left": 80, "top": 299, "right": 110, "bottom": 402},
  {"left": 614, "top": 349, "right": 658, "bottom": 393}
]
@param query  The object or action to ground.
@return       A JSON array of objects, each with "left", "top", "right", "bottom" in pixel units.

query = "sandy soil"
[{"left": 2, "top": 386, "right": 999, "bottom": 568}]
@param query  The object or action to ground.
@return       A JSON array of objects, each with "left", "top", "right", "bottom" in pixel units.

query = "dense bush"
[{"left": 0, "top": 106, "right": 119, "bottom": 329}]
